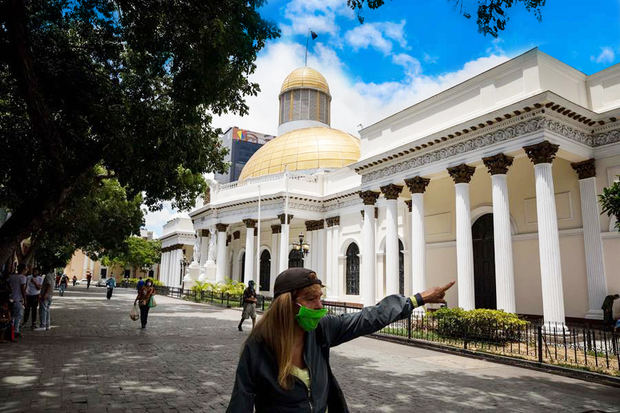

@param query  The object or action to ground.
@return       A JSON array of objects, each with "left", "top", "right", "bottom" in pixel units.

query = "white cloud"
[
  {"left": 423, "top": 53, "right": 438, "bottom": 64},
  {"left": 591, "top": 47, "right": 615, "bottom": 64},
  {"left": 280, "top": 0, "right": 353, "bottom": 37},
  {"left": 143, "top": 202, "right": 177, "bottom": 238},
  {"left": 392, "top": 53, "right": 422, "bottom": 76},
  {"left": 344, "top": 20, "right": 407, "bottom": 54},
  {"left": 211, "top": 40, "right": 510, "bottom": 140}
]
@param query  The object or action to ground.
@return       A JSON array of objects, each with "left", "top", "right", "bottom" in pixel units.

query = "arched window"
[
  {"left": 259, "top": 250, "right": 271, "bottom": 292},
  {"left": 240, "top": 252, "right": 246, "bottom": 282},
  {"left": 399, "top": 239, "right": 404, "bottom": 295},
  {"left": 346, "top": 243, "right": 360, "bottom": 295},
  {"left": 288, "top": 249, "right": 304, "bottom": 268}
]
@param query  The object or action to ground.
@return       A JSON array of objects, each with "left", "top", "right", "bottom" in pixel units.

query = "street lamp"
[
  {"left": 180, "top": 256, "right": 189, "bottom": 289},
  {"left": 292, "top": 233, "right": 310, "bottom": 257}
]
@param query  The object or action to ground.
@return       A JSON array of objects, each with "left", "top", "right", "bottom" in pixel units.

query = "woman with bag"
[{"left": 134, "top": 279, "right": 156, "bottom": 329}]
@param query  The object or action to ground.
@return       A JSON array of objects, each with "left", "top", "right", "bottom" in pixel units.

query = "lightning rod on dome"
[{"left": 305, "top": 30, "right": 318, "bottom": 66}]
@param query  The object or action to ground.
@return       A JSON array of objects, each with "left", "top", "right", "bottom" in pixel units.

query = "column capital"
[
  {"left": 242, "top": 218, "right": 257, "bottom": 228},
  {"left": 404, "top": 176, "right": 430, "bottom": 194},
  {"left": 200, "top": 229, "right": 210, "bottom": 237},
  {"left": 405, "top": 200, "right": 412, "bottom": 213},
  {"left": 482, "top": 153, "right": 514, "bottom": 175},
  {"left": 271, "top": 224, "right": 281, "bottom": 234},
  {"left": 314, "top": 219, "right": 325, "bottom": 230},
  {"left": 278, "top": 213, "right": 294, "bottom": 225},
  {"left": 326, "top": 216, "right": 340, "bottom": 227},
  {"left": 523, "top": 140, "right": 559, "bottom": 165},
  {"left": 571, "top": 158, "right": 596, "bottom": 179},
  {"left": 380, "top": 184, "right": 403, "bottom": 200},
  {"left": 360, "top": 190, "right": 380, "bottom": 205},
  {"left": 305, "top": 220, "right": 315, "bottom": 231},
  {"left": 448, "top": 163, "right": 476, "bottom": 184},
  {"left": 232, "top": 230, "right": 241, "bottom": 240},
  {"left": 215, "top": 223, "right": 228, "bottom": 232}
]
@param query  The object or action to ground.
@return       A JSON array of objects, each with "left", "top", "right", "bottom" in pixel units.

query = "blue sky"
[{"left": 145, "top": 0, "right": 620, "bottom": 236}]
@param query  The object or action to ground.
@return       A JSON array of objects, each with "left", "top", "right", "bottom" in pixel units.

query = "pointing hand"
[{"left": 420, "top": 281, "right": 455, "bottom": 304}]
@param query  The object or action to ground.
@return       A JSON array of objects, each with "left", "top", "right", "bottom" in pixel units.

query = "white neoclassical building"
[{"left": 160, "top": 48, "right": 620, "bottom": 325}]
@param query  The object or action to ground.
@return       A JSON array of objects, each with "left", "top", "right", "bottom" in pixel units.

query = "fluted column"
[
  {"left": 524, "top": 141, "right": 565, "bottom": 326},
  {"left": 160, "top": 252, "right": 168, "bottom": 285},
  {"left": 360, "top": 191, "right": 380, "bottom": 306},
  {"left": 325, "top": 221, "right": 333, "bottom": 296},
  {"left": 215, "top": 223, "right": 229, "bottom": 283},
  {"left": 304, "top": 221, "right": 314, "bottom": 270},
  {"left": 316, "top": 221, "right": 326, "bottom": 280},
  {"left": 405, "top": 177, "right": 430, "bottom": 299},
  {"left": 278, "top": 214, "right": 293, "bottom": 272},
  {"left": 329, "top": 217, "right": 341, "bottom": 299},
  {"left": 270, "top": 225, "right": 281, "bottom": 293},
  {"left": 483, "top": 154, "right": 516, "bottom": 313},
  {"left": 243, "top": 219, "right": 256, "bottom": 285},
  {"left": 199, "top": 230, "right": 209, "bottom": 267},
  {"left": 380, "top": 184, "right": 403, "bottom": 296},
  {"left": 448, "top": 164, "right": 476, "bottom": 310},
  {"left": 572, "top": 159, "right": 607, "bottom": 319}
]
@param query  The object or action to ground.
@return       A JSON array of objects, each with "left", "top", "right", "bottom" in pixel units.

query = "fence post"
[
  {"left": 537, "top": 325, "right": 543, "bottom": 363},
  {"left": 407, "top": 315, "right": 412, "bottom": 341},
  {"left": 226, "top": 293, "right": 230, "bottom": 308},
  {"left": 463, "top": 321, "right": 468, "bottom": 350},
  {"left": 261, "top": 296, "right": 265, "bottom": 311}
]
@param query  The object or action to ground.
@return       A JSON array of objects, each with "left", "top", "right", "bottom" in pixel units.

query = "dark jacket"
[{"left": 227, "top": 293, "right": 422, "bottom": 412}]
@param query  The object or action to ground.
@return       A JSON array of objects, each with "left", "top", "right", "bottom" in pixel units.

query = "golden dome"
[
  {"left": 238, "top": 127, "right": 360, "bottom": 181},
  {"left": 280, "top": 67, "right": 330, "bottom": 96}
]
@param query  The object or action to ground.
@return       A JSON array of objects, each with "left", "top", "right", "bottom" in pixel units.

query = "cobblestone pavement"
[{"left": 0, "top": 286, "right": 618, "bottom": 413}]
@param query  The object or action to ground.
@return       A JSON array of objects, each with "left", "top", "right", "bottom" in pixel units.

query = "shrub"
[
  {"left": 190, "top": 278, "right": 246, "bottom": 297},
  {"left": 433, "top": 307, "right": 528, "bottom": 343}
]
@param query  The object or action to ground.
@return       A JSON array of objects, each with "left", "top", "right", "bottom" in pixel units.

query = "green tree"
[
  {"left": 102, "top": 236, "right": 162, "bottom": 276},
  {"left": 600, "top": 178, "right": 620, "bottom": 231},
  {"left": 347, "top": 0, "right": 546, "bottom": 37},
  {"left": 0, "top": 0, "right": 279, "bottom": 264},
  {"left": 27, "top": 175, "right": 144, "bottom": 270}
]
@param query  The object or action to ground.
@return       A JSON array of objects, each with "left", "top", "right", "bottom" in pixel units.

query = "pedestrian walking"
[
  {"left": 238, "top": 280, "right": 257, "bottom": 332},
  {"left": 136, "top": 276, "right": 144, "bottom": 291},
  {"left": 227, "top": 268, "right": 454, "bottom": 412},
  {"left": 8, "top": 264, "right": 27, "bottom": 338},
  {"left": 58, "top": 273, "right": 69, "bottom": 296},
  {"left": 86, "top": 272, "right": 92, "bottom": 289},
  {"left": 0, "top": 269, "right": 12, "bottom": 341},
  {"left": 134, "top": 279, "right": 156, "bottom": 329},
  {"left": 105, "top": 277, "right": 116, "bottom": 299},
  {"left": 35, "top": 270, "right": 55, "bottom": 331},
  {"left": 72, "top": 275, "right": 77, "bottom": 286},
  {"left": 23, "top": 268, "right": 43, "bottom": 329}
]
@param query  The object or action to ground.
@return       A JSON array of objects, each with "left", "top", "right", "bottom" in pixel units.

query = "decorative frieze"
[
  {"left": 360, "top": 190, "right": 380, "bottom": 205},
  {"left": 482, "top": 153, "right": 514, "bottom": 175},
  {"left": 404, "top": 176, "right": 430, "bottom": 194},
  {"left": 523, "top": 140, "right": 559, "bottom": 165},
  {"left": 215, "top": 223, "right": 229, "bottom": 232},
  {"left": 571, "top": 158, "right": 596, "bottom": 180},
  {"left": 161, "top": 244, "right": 184, "bottom": 253},
  {"left": 243, "top": 218, "right": 257, "bottom": 228},
  {"left": 380, "top": 184, "right": 403, "bottom": 200},
  {"left": 271, "top": 224, "right": 281, "bottom": 234},
  {"left": 448, "top": 164, "right": 476, "bottom": 184},
  {"left": 326, "top": 216, "right": 340, "bottom": 227},
  {"left": 304, "top": 220, "right": 325, "bottom": 231},
  {"left": 278, "top": 213, "right": 294, "bottom": 225}
]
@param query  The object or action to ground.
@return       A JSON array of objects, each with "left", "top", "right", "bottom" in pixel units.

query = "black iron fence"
[
  {"left": 152, "top": 285, "right": 270, "bottom": 311},
  {"left": 322, "top": 303, "right": 620, "bottom": 376}
]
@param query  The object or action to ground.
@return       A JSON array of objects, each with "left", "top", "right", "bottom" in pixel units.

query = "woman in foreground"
[{"left": 227, "top": 267, "right": 454, "bottom": 412}]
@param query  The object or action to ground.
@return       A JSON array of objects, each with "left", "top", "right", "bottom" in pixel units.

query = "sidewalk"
[{"left": 0, "top": 286, "right": 618, "bottom": 412}]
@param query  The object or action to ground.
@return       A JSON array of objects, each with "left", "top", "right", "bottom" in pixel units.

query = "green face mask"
[{"left": 295, "top": 304, "right": 328, "bottom": 332}]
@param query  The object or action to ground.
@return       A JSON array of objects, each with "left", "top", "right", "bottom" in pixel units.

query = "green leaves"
[{"left": 599, "top": 177, "right": 620, "bottom": 231}]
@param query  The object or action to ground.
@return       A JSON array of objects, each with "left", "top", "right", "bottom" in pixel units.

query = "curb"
[{"left": 371, "top": 333, "right": 620, "bottom": 388}]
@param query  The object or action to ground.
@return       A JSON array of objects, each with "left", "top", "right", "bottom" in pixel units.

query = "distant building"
[{"left": 215, "top": 127, "right": 275, "bottom": 183}]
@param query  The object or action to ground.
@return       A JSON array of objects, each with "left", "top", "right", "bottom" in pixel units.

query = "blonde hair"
[{"left": 248, "top": 281, "right": 323, "bottom": 389}]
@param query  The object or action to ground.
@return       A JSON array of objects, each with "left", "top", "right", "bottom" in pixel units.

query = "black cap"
[{"left": 273, "top": 268, "right": 323, "bottom": 298}]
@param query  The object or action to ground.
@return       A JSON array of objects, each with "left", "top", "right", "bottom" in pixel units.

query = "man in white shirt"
[
  {"left": 8, "top": 264, "right": 27, "bottom": 337},
  {"left": 23, "top": 268, "right": 43, "bottom": 329},
  {"left": 35, "top": 270, "right": 55, "bottom": 331}
]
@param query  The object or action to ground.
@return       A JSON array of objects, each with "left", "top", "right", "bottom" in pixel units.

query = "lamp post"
[{"left": 292, "top": 233, "right": 310, "bottom": 265}]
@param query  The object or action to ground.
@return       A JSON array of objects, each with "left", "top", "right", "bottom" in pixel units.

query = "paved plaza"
[{"left": 0, "top": 287, "right": 618, "bottom": 413}]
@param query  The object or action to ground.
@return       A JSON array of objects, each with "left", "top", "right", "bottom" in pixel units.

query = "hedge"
[{"left": 433, "top": 307, "right": 528, "bottom": 343}]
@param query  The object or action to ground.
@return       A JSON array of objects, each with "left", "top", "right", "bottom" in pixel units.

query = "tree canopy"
[
  {"left": 346, "top": 0, "right": 546, "bottom": 37},
  {"left": 0, "top": 0, "right": 279, "bottom": 264},
  {"left": 101, "top": 236, "right": 162, "bottom": 274},
  {"left": 599, "top": 178, "right": 620, "bottom": 231}
]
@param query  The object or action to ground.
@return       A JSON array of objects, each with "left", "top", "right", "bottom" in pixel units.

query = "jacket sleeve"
[
  {"left": 227, "top": 343, "right": 256, "bottom": 412},
  {"left": 319, "top": 294, "right": 423, "bottom": 348}
]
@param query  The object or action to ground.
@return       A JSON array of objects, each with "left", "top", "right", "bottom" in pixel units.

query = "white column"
[
  {"left": 360, "top": 191, "right": 379, "bottom": 306},
  {"left": 573, "top": 160, "right": 607, "bottom": 319},
  {"left": 160, "top": 252, "right": 168, "bottom": 285},
  {"left": 409, "top": 195, "right": 426, "bottom": 293},
  {"left": 316, "top": 225, "right": 326, "bottom": 279},
  {"left": 215, "top": 225, "right": 228, "bottom": 283},
  {"left": 331, "top": 220, "right": 341, "bottom": 299},
  {"left": 449, "top": 164, "right": 476, "bottom": 311},
  {"left": 243, "top": 221, "right": 255, "bottom": 285},
  {"left": 278, "top": 214, "right": 291, "bottom": 272},
  {"left": 270, "top": 226, "right": 280, "bottom": 294},
  {"left": 325, "top": 223, "right": 333, "bottom": 297},
  {"left": 199, "top": 232, "right": 209, "bottom": 267},
  {"left": 491, "top": 174, "right": 516, "bottom": 313},
  {"left": 381, "top": 185, "right": 402, "bottom": 296}
]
